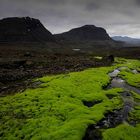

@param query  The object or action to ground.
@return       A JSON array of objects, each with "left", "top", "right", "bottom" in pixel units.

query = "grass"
[{"left": 0, "top": 58, "right": 140, "bottom": 140}]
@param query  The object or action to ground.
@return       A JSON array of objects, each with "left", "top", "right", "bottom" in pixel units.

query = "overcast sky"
[{"left": 0, "top": 0, "right": 140, "bottom": 38}]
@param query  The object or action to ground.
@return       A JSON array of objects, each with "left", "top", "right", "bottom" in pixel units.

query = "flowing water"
[{"left": 83, "top": 67, "right": 140, "bottom": 140}]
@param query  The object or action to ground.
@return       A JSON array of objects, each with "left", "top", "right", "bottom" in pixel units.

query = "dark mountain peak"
[
  {"left": 2, "top": 16, "right": 38, "bottom": 21},
  {"left": 0, "top": 17, "right": 55, "bottom": 43},
  {"left": 69, "top": 25, "right": 107, "bottom": 34},
  {"left": 82, "top": 25, "right": 96, "bottom": 27},
  {"left": 55, "top": 25, "right": 112, "bottom": 42},
  {"left": 71, "top": 25, "right": 96, "bottom": 30}
]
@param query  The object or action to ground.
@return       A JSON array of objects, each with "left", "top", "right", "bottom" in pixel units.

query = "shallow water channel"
[{"left": 83, "top": 67, "right": 140, "bottom": 140}]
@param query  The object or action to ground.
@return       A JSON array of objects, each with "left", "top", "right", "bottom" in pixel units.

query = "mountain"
[
  {"left": 55, "top": 25, "right": 113, "bottom": 42},
  {"left": 0, "top": 17, "right": 55, "bottom": 43},
  {"left": 112, "top": 36, "right": 140, "bottom": 45}
]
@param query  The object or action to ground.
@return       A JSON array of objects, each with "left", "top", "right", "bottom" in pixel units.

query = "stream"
[{"left": 83, "top": 67, "right": 140, "bottom": 140}]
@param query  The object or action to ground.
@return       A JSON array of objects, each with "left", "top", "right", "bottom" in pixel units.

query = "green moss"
[
  {"left": 114, "top": 58, "right": 140, "bottom": 87},
  {"left": 0, "top": 58, "right": 140, "bottom": 139},
  {"left": 115, "top": 58, "right": 140, "bottom": 69},
  {"left": 131, "top": 91, "right": 140, "bottom": 101},
  {"left": 129, "top": 106, "right": 140, "bottom": 122},
  {"left": 103, "top": 123, "right": 140, "bottom": 140},
  {"left": 128, "top": 92, "right": 140, "bottom": 122},
  {"left": 119, "top": 71, "right": 140, "bottom": 87}
]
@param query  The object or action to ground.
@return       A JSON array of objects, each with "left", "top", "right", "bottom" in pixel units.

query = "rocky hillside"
[
  {"left": 0, "top": 17, "right": 55, "bottom": 43},
  {"left": 55, "top": 25, "right": 112, "bottom": 42}
]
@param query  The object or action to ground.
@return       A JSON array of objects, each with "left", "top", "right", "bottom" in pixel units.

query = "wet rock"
[
  {"left": 24, "top": 52, "right": 32, "bottom": 57},
  {"left": 108, "top": 69, "right": 120, "bottom": 77},
  {"left": 108, "top": 76, "right": 140, "bottom": 94},
  {"left": 102, "top": 55, "right": 114, "bottom": 63},
  {"left": 98, "top": 110, "right": 124, "bottom": 128},
  {"left": 110, "top": 78, "right": 125, "bottom": 88},
  {"left": 83, "top": 100, "right": 102, "bottom": 107},
  {"left": 120, "top": 91, "right": 131, "bottom": 97},
  {"left": 129, "top": 120, "right": 137, "bottom": 126},
  {"left": 108, "top": 55, "right": 114, "bottom": 62},
  {"left": 123, "top": 104, "right": 132, "bottom": 120},
  {"left": 106, "top": 94, "right": 116, "bottom": 99},
  {"left": 37, "top": 65, "right": 43, "bottom": 69},
  {"left": 83, "top": 109, "right": 125, "bottom": 140},
  {"left": 25, "top": 60, "right": 33, "bottom": 66},
  {"left": 13, "top": 60, "right": 27, "bottom": 67},
  {"left": 83, "top": 125, "right": 102, "bottom": 140},
  {"left": 132, "top": 69, "right": 138, "bottom": 74},
  {"left": 31, "top": 81, "right": 43, "bottom": 88}
]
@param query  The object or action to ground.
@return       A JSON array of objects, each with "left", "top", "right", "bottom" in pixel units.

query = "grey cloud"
[
  {"left": 135, "top": 0, "right": 140, "bottom": 5},
  {"left": 85, "top": 2, "right": 100, "bottom": 11},
  {"left": 0, "top": 0, "right": 140, "bottom": 37}
]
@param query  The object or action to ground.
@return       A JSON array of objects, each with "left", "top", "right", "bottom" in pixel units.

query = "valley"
[{"left": 0, "top": 16, "right": 140, "bottom": 140}]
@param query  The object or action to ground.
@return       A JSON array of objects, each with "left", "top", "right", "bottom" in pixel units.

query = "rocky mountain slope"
[
  {"left": 0, "top": 17, "right": 55, "bottom": 43},
  {"left": 0, "top": 17, "right": 117, "bottom": 47},
  {"left": 55, "top": 25, "right": 113, "bottom": 42}
]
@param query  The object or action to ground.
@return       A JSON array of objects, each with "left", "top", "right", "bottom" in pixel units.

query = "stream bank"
[{"left": 83, "top": 67, "right": 140, "bottom": 140}]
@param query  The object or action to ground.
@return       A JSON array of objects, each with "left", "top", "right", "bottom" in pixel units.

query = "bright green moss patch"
[
  {"left": 115, "top": 58, "right": 140, "bottom": 69},
  {"left": 103, "top": 123, "right": 140, "bottom": 140},
  {"left": 131, "top": 91, "right": 140, "bottom": 102},
  {"left": 0, "top": 66, "right": 122, "bottom": 140},
  {"left": 0, "top": 58, "right": 140, "bottom": 140},
  {"left": 128, "top": 92, "right": 140, "bottom": 122},
  {"left": 115, "top": 58, "right": 140, "bottom": 87},
  {"left": 129, "top": 106, "right": 140, "bottom": 123},
  {"left": 119, "top": 71, "right": 140, "bottom": 87}
]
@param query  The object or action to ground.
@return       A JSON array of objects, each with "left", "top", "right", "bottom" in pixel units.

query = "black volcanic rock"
[
  {"left": 0, "top": 17, "right": 55, "bottom": 43},
  {"left": 55, "top": 25, "right": 112, "bottom": 42}
]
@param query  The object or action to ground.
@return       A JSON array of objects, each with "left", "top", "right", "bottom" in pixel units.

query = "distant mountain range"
[
  {"left": 0, "top": 17, "right": 128, "bottom": 49},
  {"left": 0, "top": 17, "right": 114, "bottom": 44},
  {"left": 112, "top": 36, "right": 140, "bottom": 46}
]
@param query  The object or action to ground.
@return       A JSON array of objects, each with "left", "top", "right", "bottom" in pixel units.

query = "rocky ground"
[
  {"left": 0, "top": 43, "right": 140, "bottom": 96},
  {"left": 0, "top": 48, "right": 113, "bottom": 96}
]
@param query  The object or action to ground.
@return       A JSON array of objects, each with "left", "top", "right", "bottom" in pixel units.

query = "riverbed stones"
[
  {"left": 82, "top": 100, "right": 102, "bottom": 107},
  {"left": 132, "top": 69, "right": 138, "bottom": 74},
  {"left": 108, "top": 69, "right": 120, "bottom": 77}
]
